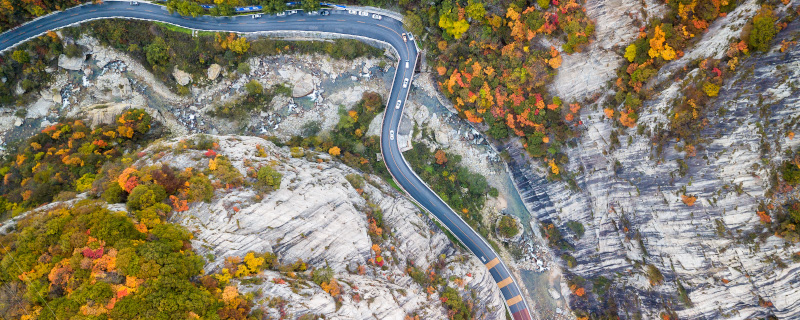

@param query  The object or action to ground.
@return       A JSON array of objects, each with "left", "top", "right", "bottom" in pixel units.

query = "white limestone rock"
[
  {"left": 58, "top": 54, "right": 84, "bottom": 71},
  {"left": 172, "top": 66, "right": 192, "bottom": 86},
  {"left": 207, "top": 63, "right": 222, "bottom": 80},
  {"left": 131, "top": 135, "right": 506, "bottom": 319}
]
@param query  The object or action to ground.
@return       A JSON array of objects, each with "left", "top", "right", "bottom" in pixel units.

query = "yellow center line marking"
[
  {"left": 357, "top": 21, "right": 365, "bottom": 23},
  {"left": 1, "top": 39, "right": 7, "bottom": 43},
  {"left": 89, "top": 9, "right": 96, "bottom": 12},
  {"left": 71, "top": 13, "right": 79, "bottom": 16},
  {"left": 125, "top": 8, "right": 133, "bottom": 10},
  {"left": 298, "top": 19, "right": 305, "bottom": 21},
  {"left": 336, "top": 19, "right": 345, "bottom": 22},
  {"left": 277, "top": 20, "right": 285, "bottom": 22}
]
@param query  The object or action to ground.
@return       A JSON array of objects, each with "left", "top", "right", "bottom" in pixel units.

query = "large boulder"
[
  {"left": 172, "top": 66, "right": 192, "bottom": 86},
  {"left": 277, "top": 66, "right": 315, "bottom": 97},
  {"left": 58, "top": 54, "right": 83, "bottom": 71},
  {"left": 207, "top": 64, "right": 222, "bottom": 80}
]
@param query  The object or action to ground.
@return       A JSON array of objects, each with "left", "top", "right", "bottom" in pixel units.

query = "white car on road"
[
  {"left": 358, "top": 11, "right": 369, "bottom": 16},
  {"left": 389, "top": 130, "right": 395, "bottom": 140},
  {"left": 402, "top": 78, "right": 409, "bottom": 88},
  {"left": 395, "top": 100, "right": 402, "bottom": 109},
  {"left": 372, "top": 14, "right": 382, "bottom": 20},
  {"left": 252, "top": 14, "right": 261, "bottom": 19}
]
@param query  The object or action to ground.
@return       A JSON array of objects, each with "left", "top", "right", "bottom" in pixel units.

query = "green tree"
[
  {"left": 11, "top": 50, "right": 29, "bottom": 64},
  {"left": 497, "top": 215, "right": 519, "bottom": 238},
  {"left": 245, "top": 80, "right": 263, "bottom": 95},
  {"left": 64, "top": 44, "right": 83, "bottom": 58},
  {"left": 538, "top": 0, "right": 550, "bottom": 10},
  {"left": 228, "top": 37, "right": 250, "bottom": 54},
  {"left": 262, "top": 0, "right": 288, "bottom": 13},
  {"left": 145, "top": 37, "right": 170, "bottom": 67},
  {"left": 300, "top": 0, "right": 320, "bottom": 12},
  {"left": 403, "top": 11, "right": 424, "bottom": 35},
  {"left": 465, "top": 0, "right": 486, "bottom": 21},
  {"left": 747, "top": 7, "right": 777, "bottom": 52},
  {"left": 127, "top": 184, "right": 167, "bottom": 211},
  {"left": 257, "top": 165, "right": 282, "bottom": 189},
  {"left": 624, "top": 44, "right": 637, "bottom": 62},
  {"left": 237, "top": 62, "right": 251, "bottom": 75}
]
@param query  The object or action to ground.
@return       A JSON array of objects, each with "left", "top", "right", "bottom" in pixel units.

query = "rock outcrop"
[
  {"left": 136, "top": 135, "right": 506, "bottom": 319},
  {"left": 172, "top": 66, "right": 192, "bottom": 86},
  {"left": 207, "top": 63, "right": 222, "bottom": 80},
  {"left": 507, "top": 11, "right": 800, "bottom": 320},
  {"left": 57, "top": 54, "right": 84, "bottom": 71}
]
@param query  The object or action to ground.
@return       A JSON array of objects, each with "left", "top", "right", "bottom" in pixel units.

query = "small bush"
[
  {"left": 646, "top": 264, "right": 664, "bottom": 286},
  {"left": 497, "top": 215, "right": 519, "bottom": 238},
  {"left": 561, "top": 253, "right": 578, "bottom": 268},
  {"left": 782, "top": 161, "right": 800, "bottom": 185},
  {"left": 257, "top": 166, "right": 282, "bottom": 189},
  {"left": 311, "top": 267, "right": 333, "bottom": 285},
  {"left": 345, "top": 173, "right": 365, "bottom": 190},
  {"left": 566, "top": 221, "right": 585, "bottom": 239}
]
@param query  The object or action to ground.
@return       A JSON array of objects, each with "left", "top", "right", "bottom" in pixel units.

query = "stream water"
[{"left": 409, "top": 82, "right": 564, "bottom": 318}]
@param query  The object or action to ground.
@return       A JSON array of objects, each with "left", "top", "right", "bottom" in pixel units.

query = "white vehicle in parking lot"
[
  {"left": 407, "top": 33, "right": 415, "bottom": 40},
  {"left": 402, "top": 78, "right": 409, "bottom": 88},
  {"left": 395, "top": 100, "right": 402, "bottom": 109},
  {"left": 372, "top": 14, "right": 382, "bottom": 20},
  {"left": 389, "top": 130, "right": 395, "bottom": 140}
]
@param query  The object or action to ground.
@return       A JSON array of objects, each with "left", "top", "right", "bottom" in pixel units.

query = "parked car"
[
  {"left": 402, "top": 78, "right": 409, "bottom": 88},
  {"left": 407, "top": 33, "right": 415, "bottom": 40},
  {"left": 309, "top": 10, "right": 319, "bottom": 15},
  {"left": 320, "top": 10, "right": 330, "bottom": 16},
  {"left": 395, "top": 100, "right": 402, "bottom": 109},
  {"left": 372, "top": 14, "right": 382, "bottom": 20},
  {"left": 389, "top": 130, "right": 395, "bottom": 140},
  {"left": 277, "top": 11, "right": 286, "bottom": 16},
  {"left": 358, "top": 11, "right": 369, "bottom": 16},
  {"left": 402, "top": 33, "right": 407, "bottom": 42},
  {"left": 130, "top": 1, "right": 138, "bottom": 5},
  {"left": 252, "top": 14, "right": 261, "bottom": 19},
  {"left": 347, "top": 9, "right": 357, "bottom": 14}
]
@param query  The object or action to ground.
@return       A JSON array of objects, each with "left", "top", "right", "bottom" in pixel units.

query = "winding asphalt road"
[{"left": 0, "top": 3, "right": 533, "bottom": 319}]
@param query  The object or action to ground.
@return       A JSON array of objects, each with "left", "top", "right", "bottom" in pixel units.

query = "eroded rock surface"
[{"left": 138, "top": 135, "right": 506, "bottom": 319}]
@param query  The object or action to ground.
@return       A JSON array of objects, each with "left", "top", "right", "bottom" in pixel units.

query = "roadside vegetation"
[{"left": 0, "top": 18, "right": 383, "bottom": 104}]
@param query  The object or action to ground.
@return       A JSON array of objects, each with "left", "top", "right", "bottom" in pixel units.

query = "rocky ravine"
[{"left": 135, "top": 135, "right": 506, "bottom": 319}]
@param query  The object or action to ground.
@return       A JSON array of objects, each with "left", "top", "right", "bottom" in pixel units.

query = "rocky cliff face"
[
  {"left": 136, "top": 135, "right": 506, "bottom": 319},
  {"left": 507, "top": 3, "right": 800, "bottom": 319}
]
